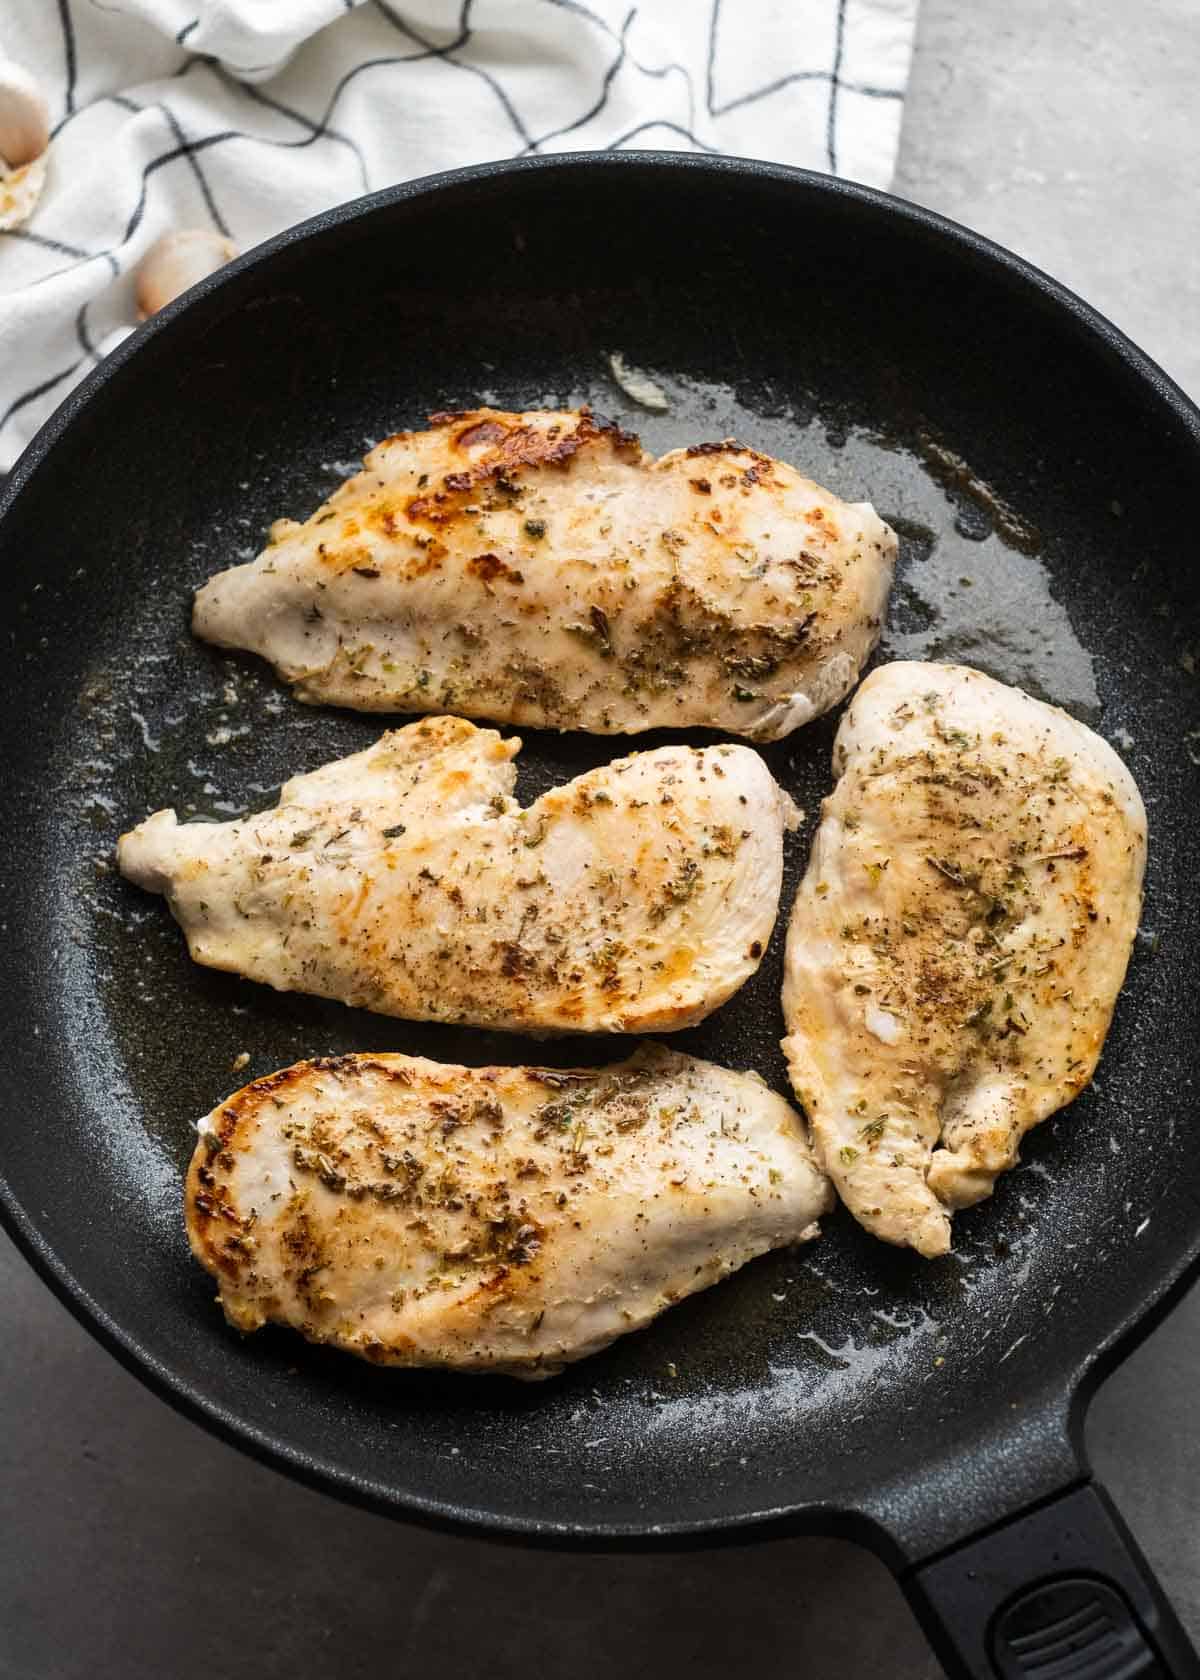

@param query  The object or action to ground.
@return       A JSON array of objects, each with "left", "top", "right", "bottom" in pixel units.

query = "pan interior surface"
[{"left": 1, "top": 158, "right": 1197, "bottom": 1549}]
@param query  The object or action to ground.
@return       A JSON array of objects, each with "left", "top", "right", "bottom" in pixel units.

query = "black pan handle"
[{"left": 901, "top": 1479, "right": 1200, "bottom": 1678}]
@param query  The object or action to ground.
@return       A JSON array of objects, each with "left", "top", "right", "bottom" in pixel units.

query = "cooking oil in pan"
[{"left": 48, "top": 368, "right": 1112, "bottom": 1405}]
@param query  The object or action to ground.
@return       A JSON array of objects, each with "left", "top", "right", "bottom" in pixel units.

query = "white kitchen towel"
[{"left": 0, "top": 0, "right": 918, "bottom": 470}]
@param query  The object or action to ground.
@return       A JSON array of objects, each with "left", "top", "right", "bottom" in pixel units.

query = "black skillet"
[{"left": 2, "top": 155, "right": 1199, "bottom": 1679}]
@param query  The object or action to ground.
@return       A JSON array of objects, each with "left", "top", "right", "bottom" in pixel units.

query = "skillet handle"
[{"left": 901, "top": 1479, "right": 1200, "bottom": 1679}]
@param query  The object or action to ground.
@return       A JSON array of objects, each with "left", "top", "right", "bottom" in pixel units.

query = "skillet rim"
[{"left": 1, "top": 149, "right": 1199, "bottom": 1548}]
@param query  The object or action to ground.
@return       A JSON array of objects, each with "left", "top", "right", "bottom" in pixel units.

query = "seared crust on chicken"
[
  {"left": 186, "top": 1044, "right": 833, "bottom": 1378},
  {"left": 782, "top": 661, "right": 1146, "bottom": 1257},
  {"left": 193, "top": 408, "right": 895, "bottom": 740},
  {"left": 118, "top": 716, "right": 797, "bottom": 1034}
]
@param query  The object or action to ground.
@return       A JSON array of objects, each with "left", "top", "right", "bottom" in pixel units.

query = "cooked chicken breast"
[
  {"left": 781, "top": 661, "right": 1146, "bottom": 1257},
  {"left": 187, "top": 1043, "right": 833, "bottom": 1377},
  {"left": 118, "top": 716, "right": 796, "bottom": 1034},
  {"left": 193, "top": 408, "right": 895, "bottom": 741}
]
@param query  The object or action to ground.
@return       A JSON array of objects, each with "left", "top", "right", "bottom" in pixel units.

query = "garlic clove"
[
  {"left": 135, "top": 229, "right": 239, "bottom": 319},
  {"left": 0, "top": 61, "right": 50, "bottom": 170}
]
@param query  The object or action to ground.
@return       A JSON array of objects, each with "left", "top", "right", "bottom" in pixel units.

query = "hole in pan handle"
[{"left": 901, "top": 1481, "right": 1200, "bottom": 1679}]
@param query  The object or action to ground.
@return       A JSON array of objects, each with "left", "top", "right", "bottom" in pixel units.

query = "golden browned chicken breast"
[
  {"left": 187, "top": 1044, "right": 833, "bottom": 1378},
  {"left": 192, "top": 408, "right": 895, "bottom": 740},
  {"left": 118, "top": 716, "right": 797, "bottom": 1035},
  {"left": 781, "top": 661, "right": 1147, "bottom": 1257}
]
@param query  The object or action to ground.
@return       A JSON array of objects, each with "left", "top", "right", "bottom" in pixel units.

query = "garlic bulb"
[
  {"left": 0, "top": 61, "right": 50, "bottom": 232},
  {"left": 136, "top": 229, "right": 239, "bottom": 319}
]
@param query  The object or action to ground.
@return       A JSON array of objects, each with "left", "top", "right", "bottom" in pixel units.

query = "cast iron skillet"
[{"left": 1, "top": 155, "right": 1199, "bottom": 1678}]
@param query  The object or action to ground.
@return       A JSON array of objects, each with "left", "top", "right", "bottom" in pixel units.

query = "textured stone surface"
[
  {"left": 894, "top": 0, "right": 1200, "bottom": 401},
  {"left": 3, "top": 2, "right": 1199, "bottom": 1674}
]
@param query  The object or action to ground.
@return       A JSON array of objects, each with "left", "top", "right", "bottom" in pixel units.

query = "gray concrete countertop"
[{"left": 3, "top": 2, "right": 1198, "bottom": 1675}]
